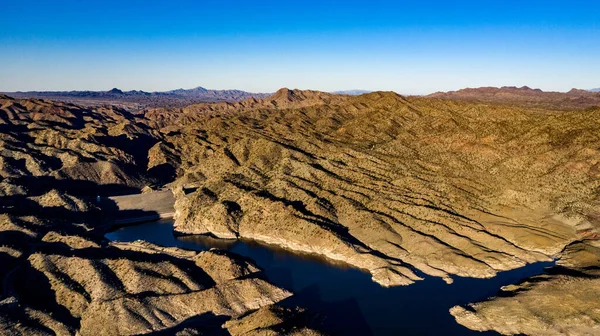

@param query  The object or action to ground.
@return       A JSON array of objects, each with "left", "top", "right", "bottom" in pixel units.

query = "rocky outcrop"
[
  {"left": 224, "top": 305, "right": 325, "bottom": 336},
  {"left": 450, "top": 239, "right": 600, "bottom": 335}
]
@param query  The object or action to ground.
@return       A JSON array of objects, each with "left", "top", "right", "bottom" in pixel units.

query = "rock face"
[
  {"left": 163, "top": 90, "right": 599, "bottom": 287},
  {"left": 450, "top": 239, "right": 600, "bottom": 335}
]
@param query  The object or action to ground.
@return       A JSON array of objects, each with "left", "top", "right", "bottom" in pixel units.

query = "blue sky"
[{"left": 1, "top": 1, "right": 599, "bottom": 94}]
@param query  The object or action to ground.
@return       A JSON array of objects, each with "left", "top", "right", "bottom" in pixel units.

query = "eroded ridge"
[
  {"left": 0, "top": 95, "right": 324, "bottom": 335},
  {"left": 154, "top": 90, "right": 600, "bottom": 286},
  {"left": 2, "top": 90, "right": 599, "bottom": 334},
  {"left": 0, "top": 188, "right": 300, "bottom": 335}
]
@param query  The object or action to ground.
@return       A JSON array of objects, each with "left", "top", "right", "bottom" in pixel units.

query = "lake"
[{"left": 106, "top": 220, "right": 553, "bottom": 335}]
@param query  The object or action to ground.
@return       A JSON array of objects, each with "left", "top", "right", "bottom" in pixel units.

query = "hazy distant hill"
[
  {"left": 590, "top": 88, "right": 600, "bottom": 92},
  {"left": 163, "top": 86, "right": 271, "bottom": 100},
  {"left": 428, "top": 86, "right": 600, "bottom": 109},
  {"left": 331, "top": 89, "right": 372, "bottom": 95},
  {"left": 3, "top": 86, "right": 271, "bottom": 111}
]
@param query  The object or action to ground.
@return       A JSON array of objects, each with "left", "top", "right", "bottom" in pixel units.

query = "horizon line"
[{"left": 2, "top": 85, "right": 599, "bottom": 96}]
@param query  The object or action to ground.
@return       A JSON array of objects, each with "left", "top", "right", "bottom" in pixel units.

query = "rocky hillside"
[
  {"left": 0, "top": 189, "right": 319, "bottom": 335},
  {"left": 428, "top": 86, "right": 600, "bottom": 110},
  {"left": 143, "top": 88, "right": 598, "bottom": 335},
  {"left": 1, "top": 89, "right": 599, "bottom": 335},
  {"left": 0, "top": 95, "right": 176, "bottom": 194},
  {"left": 450, "top": 239, "right": 600, "bottom": 335},
  {"left": 0, "top": 94, "right": 323, "bottom": 335},
  {"left": 151, "top": 89, "right": 599, "bottom": 287}
]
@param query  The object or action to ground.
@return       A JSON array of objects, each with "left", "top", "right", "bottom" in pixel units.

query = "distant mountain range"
[
  {"left": 6, "top": 86, "right": 270, "bottom": 102},
  {"left": 5, "top": 87, "right": 374, "bottom": 100},
  {"left": 428, "top": 86, "right": 600, "bottom": 110},
  {"left": 331, "top": 90, "right": 372, "bottom": 95},
  {"left": 3, "top": 87, "right": 379, "bottom": 110},
  {"left": 6, "top": 85, "right": 598, "bottom": 111}
]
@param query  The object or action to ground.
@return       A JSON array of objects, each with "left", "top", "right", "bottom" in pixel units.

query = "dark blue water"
[{"left": 106, "top": 220, "right": 554, "bottom": 336}]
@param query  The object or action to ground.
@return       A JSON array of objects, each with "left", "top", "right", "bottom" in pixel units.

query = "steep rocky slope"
[
  {"left": 155, "top": 89, "right": 599, "bottom": 288},
  {"left": 450, "top": 239, "right": 600, "bottom": 335},
  {"left": 0, "top": 95, "right": 168, "bottom": 192},
  {"left": 0, "top": 96, "right": 322, "bottom": 335},
  {"left": 0, "top": 185, "right": 320, "bottom": 335}
]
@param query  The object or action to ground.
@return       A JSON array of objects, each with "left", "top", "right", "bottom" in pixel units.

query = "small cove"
[{"left": 106, "top": 219, "right": 554, "bottom": 336}]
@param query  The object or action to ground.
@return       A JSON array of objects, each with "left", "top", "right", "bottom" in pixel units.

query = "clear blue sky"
[{"left": 1, "top": 0, "right": 599, "bottom": 94}]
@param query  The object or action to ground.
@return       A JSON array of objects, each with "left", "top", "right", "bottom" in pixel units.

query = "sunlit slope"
[{"left": 149, "top": 89, "right": 600, "bottom": 286}]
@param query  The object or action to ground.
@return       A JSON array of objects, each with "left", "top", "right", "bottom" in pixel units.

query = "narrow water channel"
[{"left": 106, "top": 220, "right": 554, "bottom": 336}]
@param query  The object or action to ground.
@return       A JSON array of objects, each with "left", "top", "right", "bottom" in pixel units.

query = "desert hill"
[
  {"left": 143, "top": 89, "right": 598, "bottom": 285},
  {"left": 0, "top": 94, "right": 323, "bottom": 335},
  {"left": 0, "top": 95, "right": 165, "bottom": 192}
]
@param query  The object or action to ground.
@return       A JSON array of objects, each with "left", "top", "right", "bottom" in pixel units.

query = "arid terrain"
[
  {"left": 1, "top": 87, "right": 599, "bottom": 335},
  {"left": 0, "top": 94, "right": 321, "bottom": 335}
]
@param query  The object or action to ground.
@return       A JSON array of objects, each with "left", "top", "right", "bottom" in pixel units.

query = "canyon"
[{"left": 1, "top": 87, "right": 599, "bottom": 335}]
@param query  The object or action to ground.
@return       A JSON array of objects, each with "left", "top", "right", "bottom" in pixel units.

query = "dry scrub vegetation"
[
  {"left": 1, "top": 88, "right": 599, "bottom": 335},
  {"left": 0, "top": 95, "right": 320, "bottom": 335},
  {"left": 153, "top": 90, "right": 599, "bottom": 283}
]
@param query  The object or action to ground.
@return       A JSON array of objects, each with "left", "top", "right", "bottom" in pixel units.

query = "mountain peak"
[
  {"left": 108, "top": 88, "right": 124, "bottom": 94},
  {"left": 189, "top": 86, "right": 208, "bottom": 92},
  {"left": 266, "top": 88, "right": 339, "bottom": 108},
  {"left": 568, "top": 88, "right": 588, "bottom": 95},
  {"left": 270, "top": 88, "right": 298, "bottom": 102}
]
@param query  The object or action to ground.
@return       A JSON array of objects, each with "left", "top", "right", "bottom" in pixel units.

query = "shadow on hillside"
[
  {"left": 0, "top": 195, "right": 161, "bottom": 240},
  {"left": 148, "top": 163, "right": 177, "bottom": 185},
  {"left": 9, "top": 175, "right": 141, "bottom": 197},
  {"left": 11, "top": 263, "right": 81, "bottom": 329},
  {"left": 95, "top": 131, "right": 158, "bottom": 170},
  {"left": 2, "top": 217, "right": 219, "bottom": 334},
  {"left": 142, "top": 312, "right": 229, "bottom": 336},
  {"left": 279, "top": 283, "right": 373, "bottom": 336}
]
